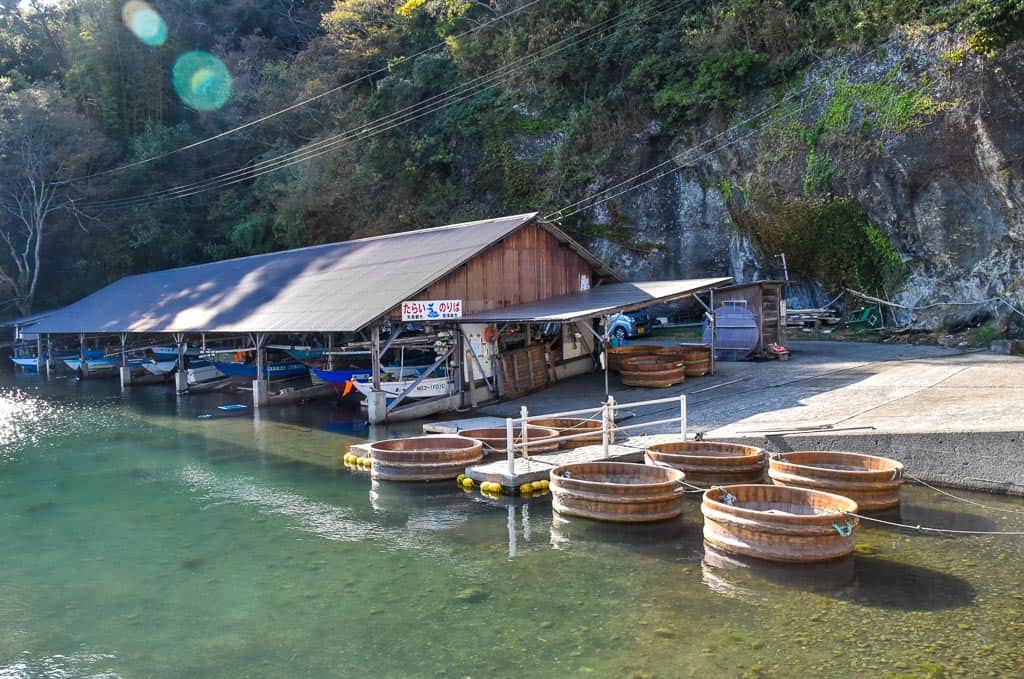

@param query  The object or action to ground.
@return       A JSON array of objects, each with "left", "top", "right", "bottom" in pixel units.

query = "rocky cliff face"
[{"left": 578, "top": 32, "right": 1024, "bottom": 330}]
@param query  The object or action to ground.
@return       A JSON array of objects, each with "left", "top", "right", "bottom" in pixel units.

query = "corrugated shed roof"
[
  {"left": 461, "top": 278, "right": 732, "bottom": 322},
  {"left": 30, "top": 213, "right": 565, "bottom": 334}
]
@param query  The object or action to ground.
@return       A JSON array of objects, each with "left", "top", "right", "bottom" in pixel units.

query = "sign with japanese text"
[{"left": 401, "top": 299, "right": 463, "bottom": 321}]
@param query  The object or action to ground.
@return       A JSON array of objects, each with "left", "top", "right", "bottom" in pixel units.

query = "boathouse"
[{"left": 15, "top": 212, "right": 728, "bottom": 421}]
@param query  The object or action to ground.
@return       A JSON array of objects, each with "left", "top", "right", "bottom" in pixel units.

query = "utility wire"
[
  {"left": 59, "top": 0, "right": 545, "bottom": 186},
  {"left": 82, "top": 0, "right": 673, "bottom": 210}
]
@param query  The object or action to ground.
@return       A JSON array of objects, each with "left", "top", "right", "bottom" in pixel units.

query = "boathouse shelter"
[{"left": 16, "top": 212, "right": 729, "bottom": 420}]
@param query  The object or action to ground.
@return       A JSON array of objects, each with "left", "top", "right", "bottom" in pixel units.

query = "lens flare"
[
  {"left": 172, "top": 51, "right": 232, "bottom": 111},
  {"left": 122, "top": 1, "right": 167, "bottom": 46}
]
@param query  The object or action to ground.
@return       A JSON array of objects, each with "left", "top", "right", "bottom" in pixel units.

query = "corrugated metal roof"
[
  {"left": 29, "top": 213, "right": 566, "bottom": 335},
  {"left": 461, "top": 278, "right": 732, "bottom": 322}
]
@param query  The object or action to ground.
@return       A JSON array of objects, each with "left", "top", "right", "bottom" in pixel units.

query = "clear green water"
[{"left": 1, "top": 376, "right": 1023, "bottom": 678}]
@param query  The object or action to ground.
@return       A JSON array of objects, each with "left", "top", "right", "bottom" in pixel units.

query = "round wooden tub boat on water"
[
  {"left": 620, "top": 356, "right": 686, "bottom": 388},
  {"left": 550, "top": 461, "right": 685, "bottom": 522},
  {"left": 701, "top": 484, "right": 859, "bottom": 563},
  {"left": 768, "top": 451, "right": 904, "bottom": 512},
  {"left": 368, "top": 436, "right": 483, "bottom": 482},
  {"left": 607, "top": 344, "right": 659, "bottom": 372},
  {"left": 645, "top": 440, "right": 765, "bottom": 487},
  {"left": 459, "top": 426, "right": 561, "bottom": 456},
  {"left": 529, "top": 417, "right": 602, "bottom": 448}
]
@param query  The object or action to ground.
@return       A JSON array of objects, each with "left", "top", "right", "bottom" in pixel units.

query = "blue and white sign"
[{"left": 401, "top": 299, "right": 463, "bottom": 321}]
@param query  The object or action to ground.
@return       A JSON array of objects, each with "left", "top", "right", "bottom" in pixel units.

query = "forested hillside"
[{"left": 1, "top": 0, "right": 1022, "bottom": 330}]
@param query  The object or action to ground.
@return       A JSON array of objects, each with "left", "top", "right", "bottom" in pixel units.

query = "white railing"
[{"left": 502, "top": 394, "right": 687, "bottom": 477}]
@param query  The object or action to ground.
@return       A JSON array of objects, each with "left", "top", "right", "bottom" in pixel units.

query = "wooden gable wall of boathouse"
[{"left": 388, "top": 221, "right": 603, "bottom": 317}]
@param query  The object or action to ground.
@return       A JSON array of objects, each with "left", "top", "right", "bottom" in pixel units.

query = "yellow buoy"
[
  {"left": 457, "top": 474, "right": 466, "bottom": 484},
  {"left": 520, "top": 482, "right": 533, "bottom": 494},
  {"left": 536, "top": 479, "right": 549, "bottom": 491},
  {"left": 461, "top": 477, "right": 475, "bottom": 489},
  {"left": 491, "top": 483, "right": 503, "bottom": 495},
  {"left": 480, "top": 481, "right": 491, "bottom": 492}
]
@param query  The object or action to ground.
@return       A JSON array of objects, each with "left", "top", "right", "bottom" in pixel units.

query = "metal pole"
[
  {"left": 46, "top": 335, "right": 52, "bottom": 378},
  {"left": 371, "top": 325, "right": 382, "bottom": 391},
  {"left": 36, "top": 335, "right": 43, "bottom": 373},
  {"left": 680, "top": 394, "right": 687, "bottom": 440},
  {"left": 505, "top": 416, "right": 515, "bottom": 478},
  {"left": 255, "top": 333, "right": 265, "bottom": 381},
  {"left": 601, "top": 398, "right": 610, "bottom": 457},
  {"left": 120, "top": 333, "right": 128, "bottom": 367},
  {"left": 519, "top": 405, "right": 529, "bottom": 459},
  {"left": 327, "top": 334, "right": 334, "bottom": 371},
  {"left": 710, "top": 289, "right": 717, "bottom": 376},
  {"left": 79, "top": 332, "right": 85, "bottom": 362}
]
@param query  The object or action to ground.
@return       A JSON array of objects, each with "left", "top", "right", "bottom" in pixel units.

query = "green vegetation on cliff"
[{"left": 0, "top": 0, "right": 1021, "bottom": 315}]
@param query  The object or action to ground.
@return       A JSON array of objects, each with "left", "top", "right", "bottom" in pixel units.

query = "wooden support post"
[
  {"left": 505, "top": 417, "right": 515, "bottom": 479},
  {"left": 120, "top": 333, "right": 128, "bottom": 367},
  {"left": 36, "top": 335, "right": 43, "bottom": 373},
  {"left": 327, "top": 334, "right": 334, "bottom": 371},
  {"left": 45, "top": 335, "right": 52, "bottom": 378},
  {"left": 173, "top": 333, "right": 188, "bottom": 394}
]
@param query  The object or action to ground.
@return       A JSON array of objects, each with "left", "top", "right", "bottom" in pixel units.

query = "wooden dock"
[
  {"left": 466, "top": 433, "right": 683, "bottom": 489},
  {"left": 422, "top": 416, "right": 506, "bottom": 434}
]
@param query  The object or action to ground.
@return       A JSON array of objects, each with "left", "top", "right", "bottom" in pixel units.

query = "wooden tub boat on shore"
[
  {"left": 607, "top": 344, "right": 659, "bottom": 372},
  {"left": 528, "top": 417, "right": 603, "bottom": 448},
  {"left": 768, "top": 451, "right": 904, "bottom": 512},
  {"left": 680, "top": 345, "right": 711, "bottom": 377},
  {"left": 550, "top": 461, "right": 685, "bottom": 523},
  {"left": 645, "top": 440, "right": 765, "bottom": 487},
  {"left": 701, "top": 484, "right": 859, "bottom": 563},
  {"left": 459, "top": 426, "right": 560, "bottom": 456},
  {"left": 368, "top": 436, "right": 484, "bottom": 482},
  {"left": 619, "top": 355, "right": 686, "bottom": 388}
]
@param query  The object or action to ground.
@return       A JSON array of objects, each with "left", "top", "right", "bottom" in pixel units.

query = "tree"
[{"left": 0, "top": 84, "right": 109, "bottom": 315}]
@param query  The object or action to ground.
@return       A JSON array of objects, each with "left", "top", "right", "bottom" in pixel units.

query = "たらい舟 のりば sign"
[{"left": 401, "top": 300, "right": 463, "bottom": 321}]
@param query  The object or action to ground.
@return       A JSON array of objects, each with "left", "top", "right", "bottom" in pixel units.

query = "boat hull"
[
  {"left": 213, "top": 361, "right": 309, "bottom": 379},
  {"left": 352, "top": 377, "right": 454, "bottom": 400}
]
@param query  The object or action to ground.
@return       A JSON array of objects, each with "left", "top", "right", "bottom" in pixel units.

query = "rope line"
[
  {"left": 906, "top": 472, "right": 1024, "bottom": 517},
  {"left": 843, "top": 510, "right": 1024, "bottom": 536}
]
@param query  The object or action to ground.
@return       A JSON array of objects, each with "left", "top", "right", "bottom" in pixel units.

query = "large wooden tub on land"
[
  {"left": 681, "top": 345, "right": 711, "bottom": 377},
  {"left": 550, "top": 461, "right": 685, "bottom": 522},
  {"left": 620, "top": 356, "right": 686, "bottom": 388},
  {"left": 369, "top": 436, "right": 484, "bottom": 482},
  {"left": 607, "top": 345, "right": 659, "bottom": 372},
  {"left": 459, "top": 425, "right": 561, "bottom": 456},
  {"left": 645, "top": 440, "right": 765, "bottom": 487},
  {"left": 529, "top": 417, "right": 603, "bottom": 448},
  {"left": 768, "top": 451, "right": 904, "bottom": 512},
  {"left": 701, "top": 484, "right": 859, "bottom": 563}
]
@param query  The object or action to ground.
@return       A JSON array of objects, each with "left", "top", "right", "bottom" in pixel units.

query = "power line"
[
  {"left": 81, "top": 0, "right": 675, "bottom": 211},
  {"left": 60, "top": 0, "right": 545, "bottom": 186}
]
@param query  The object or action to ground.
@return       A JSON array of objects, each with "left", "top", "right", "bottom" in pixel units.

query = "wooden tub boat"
[
  {"left": 645, "top": 440, "right": 765, "bottom": 487},
  {"left": 368, "top": 436, "right": 484, "bottom": 482},
  {"left": 681, "top": 345, "right": 711, "bottom": 377},
  {"left": 459, "top": 426, "right": 560, "bottom": 456},
  {"left": 550, "top": 461, "right": 685, "bottom": 522},
  {"left": 607, "top": 344, "right": 659, "bottom": 372},
  {"left": 619, "top": 356, "right": 686, "bottom": 388},
  {"left": 768, "top": 451, "right": 904, "bottom": 512},
  {"left": 701, "top": 484, "right": 859, "bottom": 563},
  {"left": 529, "top": 417, "right": 602, "bottom": 448}
]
